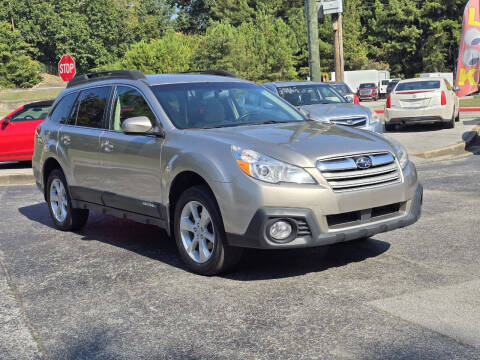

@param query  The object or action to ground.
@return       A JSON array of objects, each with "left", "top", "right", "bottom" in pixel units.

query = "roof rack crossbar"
[
  {"left": 66, "top": 70, "right": 146, "bottom": 88},
  {"left": 179, "top": 70, "right": 237, "bottom": 78}
]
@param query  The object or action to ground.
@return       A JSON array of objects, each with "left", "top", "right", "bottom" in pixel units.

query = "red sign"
[
  {"left": 58, "top": 54, "right": 76, "bottom": 82},
  {"left": 456, "top": 0, "right": 480, "bottom": 97}
]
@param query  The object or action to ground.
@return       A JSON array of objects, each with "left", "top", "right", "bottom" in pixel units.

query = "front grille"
[
  {"left": 330, "top": 116, "right": 367, "bottom": 127},
  {"left": 326, "top": 202, "right": 403, "bottom": 228},
  {"left": 317, "top": 152, "right": 401, "bottom": 192},
  {"left": 360, "top": 89, "right": 372, "bottom": 95}
]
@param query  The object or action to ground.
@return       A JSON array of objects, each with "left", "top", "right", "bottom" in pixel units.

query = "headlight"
[
  {"left": 388, "top": 138, "right": 409, "bottom": 169},
  {"left": 231, "top": 146, "right": 316, "bottom": 184}
]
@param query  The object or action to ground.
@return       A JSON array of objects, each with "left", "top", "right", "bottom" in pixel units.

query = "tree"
[
  {"left": 0, "top": 22, "right": 41, "bottom": 88},
  {"left": 420, "top": 0, "right": 464, "bottom": 73},
  {"left": 193, "top": 12, "right": 298, "bottom": 81},
  {"left": 342, "top": 0, "right": 369, "bottom": 70},
  {"left": 364, "top": 0, "right": 422, "bottom": 77},
  {"left": 111, "top": 30, "right": 199, "bottom": 73}
]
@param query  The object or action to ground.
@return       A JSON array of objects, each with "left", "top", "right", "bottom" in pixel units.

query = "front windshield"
[
  {"left": 277, "top": 84, "right": 347, "bottom": 106},
  {"left": 151, "top": 82, "right": 305, "bottom": 129}
]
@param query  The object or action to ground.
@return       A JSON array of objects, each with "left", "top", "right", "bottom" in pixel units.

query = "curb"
[
  {"left": 0, "top": 172, "right": 35, "bottom": 186},
  {"left": 411, "top": 125, "right": 480, "bottom": 159}
]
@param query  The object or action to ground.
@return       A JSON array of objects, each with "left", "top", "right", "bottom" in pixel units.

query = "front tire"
[
  {"left": 46, "top": 169, "right": 89, "bottom": 231},
  {"left": 174, "top": 185, "right": 243, "bottom": 275}
]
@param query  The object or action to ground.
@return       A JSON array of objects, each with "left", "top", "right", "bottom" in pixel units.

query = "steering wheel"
[{"left": 23, "top": 115, "right": 34, "bottom": 120}]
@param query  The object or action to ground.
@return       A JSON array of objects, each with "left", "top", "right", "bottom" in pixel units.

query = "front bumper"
[{"left": 226, "top": 184, "right": 422, "bottom": 249}]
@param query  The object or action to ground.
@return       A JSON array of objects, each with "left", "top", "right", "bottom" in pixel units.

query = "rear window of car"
[
  {"left": 359, "top": 83, "right": 376, "bottom": 88},
  {"left": 396, "top": 81, "right": 440, "bottom": 91}
]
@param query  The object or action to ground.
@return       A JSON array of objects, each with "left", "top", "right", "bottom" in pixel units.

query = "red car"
[
  {"left": 0, "top": 100, "right": 54, "bottom": 162},
  {"left": 357, "top": 83, "right": 379, "bottom": 101}
]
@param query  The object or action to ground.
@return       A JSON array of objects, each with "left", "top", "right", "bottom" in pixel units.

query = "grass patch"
[
  {"left": 0, "top": 89, "right": 62, "bottom": 103},
  {"left": 459, "top": 95, "right": 480, "bottom": 107}
]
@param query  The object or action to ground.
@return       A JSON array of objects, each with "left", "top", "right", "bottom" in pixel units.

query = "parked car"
[
  {"left": 385, "top": 78, "right": 460, "bottom": 131},
  {"left": 0, "top": 100, "right": 54, "bottom": 162},
  {"left": 262, "top": 81, "right": 383, "bottom": 133},
  {"left": 33, "top": 70, "right": 422, "bottom": 275},
  {"left": 329, "top": 82, "right": 360, "bottom": 104},
  {"left": 357, "top": 83, "right": 379, "bottom": 101},
  {"left": 386, "top": 79, "right": 400, "bottom": 94}
]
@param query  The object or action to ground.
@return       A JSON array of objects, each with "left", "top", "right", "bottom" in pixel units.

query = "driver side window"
[{"left": 110, "top": 86, "right": 156, "bottom": 131}]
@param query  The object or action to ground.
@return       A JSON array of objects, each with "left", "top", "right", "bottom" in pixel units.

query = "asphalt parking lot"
[{"left": 1, "top": 155, "right": 479, "bottom": 360}]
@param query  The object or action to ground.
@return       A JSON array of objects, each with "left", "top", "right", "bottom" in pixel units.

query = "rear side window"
[
  {"left": 50, "top": 93, "right": 77, "bottom": 124},
  {"left": 110, "top": 86, "right": 156, "bottom": 131},
  {"left": 75, "top": 87, "right": 111, "bottom": 128},
  {"left": 11, "top": 105, "right": 52, "bottom": 122},
  {"left": 396, "top": 81, "right": 440, "bottom": 91}
]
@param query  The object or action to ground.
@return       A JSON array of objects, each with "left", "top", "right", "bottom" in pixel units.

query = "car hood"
[
  {"left": 194, "top": 121, "right": 395, "bottom": 168},
  {"left": 298, "top": 103, "right": 371, "bottom": 122}
]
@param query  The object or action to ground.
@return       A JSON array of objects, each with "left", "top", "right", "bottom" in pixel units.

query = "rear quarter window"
[{"left": 49, "top": 93, "right": 78, "bottom": 124}]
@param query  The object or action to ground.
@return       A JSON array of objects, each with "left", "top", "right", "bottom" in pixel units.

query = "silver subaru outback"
[{"left": 32, "top": 70, "right": 422, "bottom": 275}]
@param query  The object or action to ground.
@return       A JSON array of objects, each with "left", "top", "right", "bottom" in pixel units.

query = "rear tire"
[
  {"left": 455, "top": 111, "right": 460, "bottom": 122},
  {"left": 46, "top": 169, "right": 89, "bottom": 231},
  {"left": 174, "top": 185, "right": 243, "bottom": 275},
  {"left": 385, "top": 123, "right": 395, "bottom": 132},
  {"left": 445, "top": 112, "right": 455, "bottom": 129}
]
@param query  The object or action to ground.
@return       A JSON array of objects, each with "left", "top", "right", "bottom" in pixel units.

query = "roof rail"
[
  {"left": 180, "top": 70, "right": 237, "bottom": 78},
  {"left": 66, "top": 70, "right": 146, "bottom": 88}
]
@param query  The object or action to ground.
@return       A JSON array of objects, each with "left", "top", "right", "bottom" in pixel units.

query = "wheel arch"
[
  {"left": 167, "top": 171, "right": 220, "bottom": 236},
  {"left": 42, "top": 157, "right": 65, "bottom": 201}
]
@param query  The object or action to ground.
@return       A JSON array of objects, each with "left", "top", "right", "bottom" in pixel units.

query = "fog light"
[{"left": 269, "top": 220, "right": 292, "bottom": 240}]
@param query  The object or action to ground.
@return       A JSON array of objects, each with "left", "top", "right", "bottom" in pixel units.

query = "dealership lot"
[{"left": 1, "top": 156, "right": 479, "bottom": 360}]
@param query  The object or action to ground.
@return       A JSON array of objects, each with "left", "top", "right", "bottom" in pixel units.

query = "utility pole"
[
  {"left": 332, "top": 12, "right": 344, "bottom": 82},
  {"left": 305, "top": 0, "right": 321, "bottom": 81}
]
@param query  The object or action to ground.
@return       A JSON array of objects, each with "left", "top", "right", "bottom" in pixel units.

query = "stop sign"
[{"left": 58, "top": 54, "right": 76, "bottom": 82}]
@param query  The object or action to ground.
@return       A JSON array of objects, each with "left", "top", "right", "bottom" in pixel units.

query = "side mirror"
[
  {"left": 1, "top": 116, "right": 10, "bottom": 127},
  {"left": 121, "top": 116, "right": 153, "bottom": 134},
  {"left": 345, "top": 96, "right": 354, "bottom": 103},
  {"left": 453, "top": 86, "right": 461, "bottom": 92}
]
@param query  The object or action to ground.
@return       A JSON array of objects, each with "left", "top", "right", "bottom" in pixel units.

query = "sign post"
[
  {"left": 58, "top": 55, "right": 76, "bottom": 82},
  {"left": 317, "top": 0, "right": 344, "bottom": 82}
]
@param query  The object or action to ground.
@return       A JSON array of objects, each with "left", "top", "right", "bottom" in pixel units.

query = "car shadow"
[
  {"left": 0, "top": 161, "right": 31, "bottom": 169},
  {"left": 385, "top": 123, "right": 449, "bottom": 133},
  {"left": 19, "top": 203, "right": 390, "bottom": 280}
]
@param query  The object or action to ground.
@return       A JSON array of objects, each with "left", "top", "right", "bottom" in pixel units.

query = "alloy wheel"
[
  {"left": 50, "top": 178, "right": 68, "bottom": 223},
  {"left": 179, "top": 201, "right": 215, "bottom": 264}
]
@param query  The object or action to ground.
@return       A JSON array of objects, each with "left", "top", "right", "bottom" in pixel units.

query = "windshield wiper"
[{"left": 237, "top": 120, "right": 291, "bottom": 127}]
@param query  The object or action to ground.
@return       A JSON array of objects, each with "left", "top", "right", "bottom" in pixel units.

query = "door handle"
[
  {"left": 102, "top": 141, "right": 114, "bottom": 152},
  {"left": 60, "top": 135, "right": 71, "bottom": 145}
]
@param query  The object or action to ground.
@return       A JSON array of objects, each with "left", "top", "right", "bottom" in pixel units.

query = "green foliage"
[
  {"left": 1, "top": 0, "right": 174, "bottom": 73},
  {"left": 193, "top": 12, "right": 298, "bottom": 81},
  {"left": 0, "top": 0, "right": 471, "bottom": 85},
  {"left": 0, "top": 22, "right": 41, "bottom": 88},
  {"left": 110, "top": 30, "right": 199, "bottom": 73}
]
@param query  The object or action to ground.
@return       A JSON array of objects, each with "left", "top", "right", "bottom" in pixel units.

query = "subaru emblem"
[{"left": 355, "top": 156, "right": 373, "bottom": 169}]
